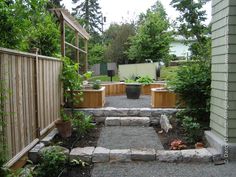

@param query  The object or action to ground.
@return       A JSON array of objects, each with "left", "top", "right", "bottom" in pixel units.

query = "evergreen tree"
[{"left": 72, "top": 0, "right": 102, "bottom": 35}]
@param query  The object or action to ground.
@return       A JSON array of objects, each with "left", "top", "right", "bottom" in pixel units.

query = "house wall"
[{"left": 211, "top": 0, "right": 236, "bottom": 143}]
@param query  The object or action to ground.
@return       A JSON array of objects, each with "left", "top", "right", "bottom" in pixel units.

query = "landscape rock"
[
  {"left": 110, "top": 149, "right": 131, "bottom": 162},
  {"left": 70, "top": 147, "right": 95, "bottom": 162},
  {"left": 92, "top": 147, "right": 110, "bottom": 163},
  {"left": 160, "top": 114, "right": 172, "bottom": 133},
  {"left": 131, "top": 149, "right": 156, "bottom": 161}
]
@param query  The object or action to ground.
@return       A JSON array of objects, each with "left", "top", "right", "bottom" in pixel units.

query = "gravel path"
[
  {"left": 92, "top": 161, "right": 236, "bottom": 177},
  {"left": 105, "top": 96, "right": 151, "bottom": 108},
  {"left": 97, "top": 126, "right": 163, "bottom": 150}
]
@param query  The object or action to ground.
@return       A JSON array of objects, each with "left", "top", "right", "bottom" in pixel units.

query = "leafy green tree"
[
  {"left": 104, "top": 23, "right": 135, "bottom": 64},
  {"left": 88, "top": 43, "right": 106, "bottom": 65},
  {"left": 127, "top": 9, "right": 172, "bottom": 63},
  {"left": 171, "top": 0, "right": 211, "bottom": 60},
  {"left": 0, "top": 0, "right": 60, "bottom": 56},
  {"left": 72, "top": 0, "right": 102, "bottom": 35}
]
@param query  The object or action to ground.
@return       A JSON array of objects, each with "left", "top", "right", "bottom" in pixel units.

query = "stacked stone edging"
[
  {"left": 69, "top": 146, "right": 221, "bottom": 163},
  {"left": 75, "top": 108, "right": 179, "bottom": 125}
]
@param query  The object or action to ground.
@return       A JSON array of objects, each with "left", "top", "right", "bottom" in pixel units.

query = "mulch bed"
[
  {"left": 51, "top": 124, "right": 103, "bottom": 177},
  {"left": 51, "top": 124, "right": 103, "bottom": 150},
  {"left": 153, "top": 120, "right": 207, "bottom": 150}
]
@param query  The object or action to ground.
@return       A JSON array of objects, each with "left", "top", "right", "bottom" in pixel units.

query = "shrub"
[
  {"left": 182, "top": 116, "right": 201, "bottom": 143},
  {"left": 168, "top": 61, "right": 211, "bottom": 123}
]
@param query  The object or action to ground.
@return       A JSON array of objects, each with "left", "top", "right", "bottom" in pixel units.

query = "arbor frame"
[{"left": 52, "top": 8, "right": 90, "bottom": 72}]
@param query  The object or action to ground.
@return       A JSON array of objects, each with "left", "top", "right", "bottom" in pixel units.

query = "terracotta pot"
[{"left": 55, "top": 119, "right": 72, "bottom": 138}]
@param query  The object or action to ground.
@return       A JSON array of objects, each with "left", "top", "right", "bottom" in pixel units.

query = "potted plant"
[
  {"left": 55, "top": 110, "right": 72, "bottom": 138},
  {"left": 125, "top": 79, "right": 142, "bottom": 99},
  {"left": 136, "top": 76, "right": 154, "bottom": 95}
]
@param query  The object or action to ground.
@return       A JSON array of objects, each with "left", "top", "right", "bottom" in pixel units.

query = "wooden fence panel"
[{"left": 0, "top": 48, "right": 62, "bottom": 161}]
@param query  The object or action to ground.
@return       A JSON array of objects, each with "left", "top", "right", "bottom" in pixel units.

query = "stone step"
[
  {"left": 105, "top": 117, "right": 150, "bottom": 126},
  {"left": 69, "top": 146, "right": 220, "bottom": 163}
]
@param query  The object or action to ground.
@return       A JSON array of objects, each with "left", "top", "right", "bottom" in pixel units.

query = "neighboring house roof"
[{"left": 173, "top": 35, "right": 196, "bottom": 42}]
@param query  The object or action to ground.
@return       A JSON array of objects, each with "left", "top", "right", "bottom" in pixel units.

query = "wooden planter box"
[
  {"left": 73, "top": 87, "right": 105, "bottom": 108},
  {"left": 101, "top": 82, "right": 125, "bottom": 96},
  {"left": 141, "top": 83, "right": 165, "bottom": 95},
  {"left": 151, "top": 88, "right": 177, "bottom": 108},
  {"left": 101, "top": 82, "right": 166, "bottom": 96}
]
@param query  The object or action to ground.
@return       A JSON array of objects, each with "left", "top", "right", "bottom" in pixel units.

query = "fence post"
[{"left": 32, "top": 48, "right": 40, "bottom": 138}]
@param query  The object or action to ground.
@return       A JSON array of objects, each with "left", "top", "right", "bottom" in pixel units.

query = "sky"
[{"left": 62, "top": 0, "right": 212, "bottom": 30}]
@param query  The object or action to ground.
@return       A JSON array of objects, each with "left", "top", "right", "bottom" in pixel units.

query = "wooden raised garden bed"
[
  {"left": 74, "top": 87, "right": 105, "bottom": 108},
  {"left": 142, "top": 83, "right": 165, "bottom": 95},
  {"left": 151, "top": 88, "right": 178, "bottom": 108},
  {"left": 102, "top": 82, "right": 165, "bottom": 96},
  {"left": 101, "top": 82, "right": 125, "bottom": 96}
]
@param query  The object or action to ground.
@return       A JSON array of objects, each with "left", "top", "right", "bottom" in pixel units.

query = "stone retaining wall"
[{"left": 74, "top": 108, "right": 179, "bottom": 125}]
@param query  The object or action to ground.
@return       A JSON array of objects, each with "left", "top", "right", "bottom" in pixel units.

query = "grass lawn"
[
  {"left": 160, "top": 66, "right": 179, "bottom": 81},
  {"left": 89, "top": 75, "right": 120, "bottom": 82}
]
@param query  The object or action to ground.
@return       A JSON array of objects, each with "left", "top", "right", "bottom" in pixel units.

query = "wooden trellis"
[{"left": 52, "top": 8, "right": 90, "bottom": 73}]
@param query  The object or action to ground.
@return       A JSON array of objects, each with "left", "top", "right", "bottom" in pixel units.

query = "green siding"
[{"left": 211, "top": 0, "right": 236, "bottom": 143}]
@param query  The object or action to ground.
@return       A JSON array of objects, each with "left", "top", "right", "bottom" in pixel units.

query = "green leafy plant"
[
  {"left": 60, "top": 57, "right": 83, "bottom": 114},
  {"left": 92, "top": 80, "right": 101, "bottom": 90},
  {"left": 35, "top": 147, "right": 68, "bottom": 177},
  {"left": 72, "top": 112, "right": 95, "bottom": 135},
  {"left": 60, "top": 109, "right": 71, "bottom": 122},
  {"left": 136, "top": 76, "right": 154, "bottom": 85},
  {"left": 182, "top": 116, "right": 201, "bottom": 143}
]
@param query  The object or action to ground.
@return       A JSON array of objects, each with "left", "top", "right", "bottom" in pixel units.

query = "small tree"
[{"left": 104, "top": 23, "right": 135, "bottom": 64}]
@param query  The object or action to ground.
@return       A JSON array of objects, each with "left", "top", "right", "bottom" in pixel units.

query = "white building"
[{"left": 170, "top": 36, "right": 195, "bottom": 59}]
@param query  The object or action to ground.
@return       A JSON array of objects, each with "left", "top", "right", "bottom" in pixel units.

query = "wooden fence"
[{"left": 0, "top": 48, "right": 62, "bottom": 166}]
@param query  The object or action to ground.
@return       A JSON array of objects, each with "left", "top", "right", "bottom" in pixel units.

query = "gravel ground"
[
  {"left": 105, "top": 95, "right": 151, "bottom": 108},
  {"left": 92, "top": 161, "right": 236, "bottom": 177},
  {"left": 97, "top": 126, "right": 163, "bottom": 149}
]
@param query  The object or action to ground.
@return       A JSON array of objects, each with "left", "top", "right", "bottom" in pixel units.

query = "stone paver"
[
  {"left": 110, "top": 149, "right": 131, "bottom": 162},
  {"left": 92, "top": 161, "right": 236, "bottom": 177},
  {"left": 131, "top": 149, "right": 156, "bottom": 161},
  {"left": 92, "top": 147, "right": 110, "bottom": 163},
  {"left": 97, "top": 126, "right": 164, "bottom": 150},
  {"left": 156, "top": 150, "right": 182, "bottom": 162},
  {"left": 70, "top": 147, "right": 95, "bottom": 162}
]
